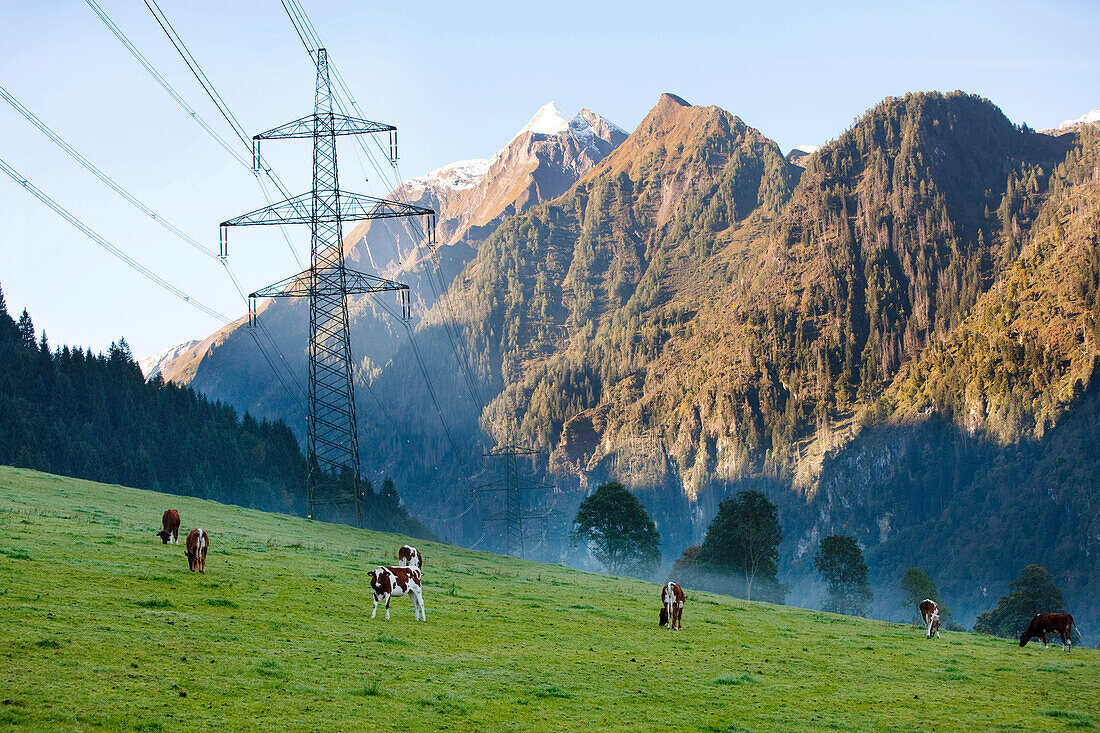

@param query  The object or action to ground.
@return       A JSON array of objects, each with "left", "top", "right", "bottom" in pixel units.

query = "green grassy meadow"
[{"left": 1, "top": 466, "right": 1097, "bottom": 732}]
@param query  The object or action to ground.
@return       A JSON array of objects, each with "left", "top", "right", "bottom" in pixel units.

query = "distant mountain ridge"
[
  {"left": 139, "top": 338, "right": 200, "bottom": 379},
  {"left": 348, "top": 102, "right": 628, "bottom": 279},
  {"left": 150, "top": 102, "right": 628, "bottom": 427},
  {"left": 1040, "top": 108, "right": 1100, "bottom": 136}
]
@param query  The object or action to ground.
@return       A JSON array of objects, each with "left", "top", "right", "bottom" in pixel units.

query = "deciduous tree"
[
  {"left": 572, "top": 480, "right": 660, "bottom": 576},
  {"left": 814, "top": 535, "right": 872, "bottom": 616},
  {"left": 974, "top": 565, "right": 1065, "bottom": 638},
  {"left": 695, "top": 490, "right": 784, "bottom": 602},
  {"left": 900, "top": 567, "right": 951, "bottom": 625}
]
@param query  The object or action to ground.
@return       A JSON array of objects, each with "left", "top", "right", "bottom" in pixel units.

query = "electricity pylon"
[
  {"left": 474, "top": 444, "right": 553, "bottom": 558},
  {"left": 220, "top": 48, "right": 435, "bottom": 526}
]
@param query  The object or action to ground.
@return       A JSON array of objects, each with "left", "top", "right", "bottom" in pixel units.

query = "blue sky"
[{"left": 1, "top": 0, "right": 1097, "bottom": 359}]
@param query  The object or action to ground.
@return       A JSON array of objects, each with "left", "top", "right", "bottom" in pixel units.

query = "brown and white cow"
[
  {"left": 369, "top": 566, "right": 425, "bottom": 621},
  {"left": 1019, "top": 613, "right": 1081, "bottom": 651},
  {"left": 157, "top": 509, "right": 180, "bottom": 544},
  {"left": 396, "top": 545, "right": 423, "bottom": 570},
  {"left": 659, "top": 581, "right": 685, "bottom": 631},
  {"left": 919, "top": 599, "right": 941, "bottom": 639},
  {"left": 184, "top": 527, "right": 209, "bottom": 574}
]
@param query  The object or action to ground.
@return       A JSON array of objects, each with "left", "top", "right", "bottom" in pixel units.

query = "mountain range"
[
  {"left": 148, "top": 103, "right": 627, "bottom": 422},
  {"left": 149, "top": 91, "right": 1099, "bottom": 634}
]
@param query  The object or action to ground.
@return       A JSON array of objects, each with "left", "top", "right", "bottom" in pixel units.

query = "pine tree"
[{"left": 17, "top": 309, "right": 35, "bottom": 348}]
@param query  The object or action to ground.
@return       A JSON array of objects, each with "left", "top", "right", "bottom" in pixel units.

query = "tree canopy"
[
  {"left": 814, "top": 535, "right": 873, "bottom": 616},
  {"left": 973, "top": 564, "right": 1066, "bottom": 638},
  {"left": 571, "top": 480, "right": 660, "bottom": 576},
  {"left": 900, "top": 567, "right": 952, "bottom": 625},
  {"left": 693, "top": 490, "right": 785, "bottom": 602}
]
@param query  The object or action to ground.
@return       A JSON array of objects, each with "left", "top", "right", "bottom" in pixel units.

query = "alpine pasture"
[{"left": 1, "top": 466, "right": 1097, "bottom": 731}]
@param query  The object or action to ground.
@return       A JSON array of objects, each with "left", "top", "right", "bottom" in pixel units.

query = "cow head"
[
  {"left": 659, "top": 606, "right": 669, "bottom": 627},
  {"left": 157, "top": 530, "right": 172, "bottom": 544},
  {"left": 185, "top": 548, "right": 196, "bottom": 572},
  {"left": 370, "top": 568, "right": 392, "bottom": 595}
]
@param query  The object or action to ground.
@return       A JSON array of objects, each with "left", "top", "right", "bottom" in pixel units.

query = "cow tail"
[{"left": 1072, "top": 622, "right": 1082, "bottom": 639}]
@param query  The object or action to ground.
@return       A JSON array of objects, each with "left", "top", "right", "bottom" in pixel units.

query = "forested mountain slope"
[
  {"left": 362, "top": 92, "right": 1097, "bottom": 629},
  {"left": 152, "top": 105, "right": 626, "bottom": 432}
]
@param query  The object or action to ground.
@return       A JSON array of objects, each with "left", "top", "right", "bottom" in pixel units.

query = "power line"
[
  {"left": 279, "top": 2, "right": 498, "bottom": 506},
  {"left": 142, "top": 0, "right": 251, "bottom": 150},
  {"left": 0, "top": 155, "right": 230, "bottom": 325},
  {"left": 86, "top": 0, "right": 304, "bottom": 270},
  {"left": 89, "top": 0, "right": 314, "bottom": 398},
  {"left": 0, "top": 82, "right": 219, "bottom": 262},
  {"left": 83, "top": 0, "right": 249, "bottom": 168},
  {"left": 0, "top": 81, "right": 306, "bottom": 401}
]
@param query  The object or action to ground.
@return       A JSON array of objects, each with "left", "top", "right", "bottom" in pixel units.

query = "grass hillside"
[{"left": 1, "top": 466, "right": 1097, "bottom": 732}]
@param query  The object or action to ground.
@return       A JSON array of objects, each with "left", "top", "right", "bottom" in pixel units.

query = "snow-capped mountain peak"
[
  {"left": 1057, "top": 109, "right": 1100, "bottom": 131},
  {"left": 519, "top": 102, "right": 572, "bottom": 136},
  {"left": 1039, "top": 108, "right": 1100, "bottom": 136},
  {"left": 139, "top": 339, "right": 201, "bottom": 379},
  {"left": 405, "top": 158, "right": 491, "bottom": 193}
]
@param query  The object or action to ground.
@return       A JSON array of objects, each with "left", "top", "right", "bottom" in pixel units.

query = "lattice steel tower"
[
  {"left": 474, "top": 444, "right": 553, "bottom": 559},
  {"left": 220, "top": 49, "right": 435, "bottom": 526}
]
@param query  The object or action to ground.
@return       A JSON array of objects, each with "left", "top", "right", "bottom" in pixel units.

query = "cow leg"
[
  {"left": 371, "top": 594, "right": 379, "bottom": 619},
  {"left": 385, "top": 594, "right": 391, "bottom": 621},
  {"left": 414, "top": 589, "right": 426, "bottom": 621}
]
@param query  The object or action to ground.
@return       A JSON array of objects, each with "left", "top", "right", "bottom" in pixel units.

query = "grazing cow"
[
  {"left": 659, "top": 581, "right": 685, "bottom": 631},
  {"left": 1019, "top": 613, "right": 1081, "bottom": 651},
  {"left": 369, "top": 566, "right": 425, "bottom": 621},
  {"left": 157, "top": 509, "right": 180, "bottom": 544},
  {"left": 919, "top": 599, "right": 941, "bottom": 639},
  {"left": 184, "top": 528, "right": 209, "bottom": 574},
  {"left": 396, "top": 545, "right": 423, "bottom": 570}
]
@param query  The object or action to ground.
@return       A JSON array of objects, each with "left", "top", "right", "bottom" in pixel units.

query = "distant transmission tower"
[
  {"left": 220, "top": 48, "right": 435, "bottom": 526},
  {"left": 474, "top": 444, "right": 553, "bottom": 558}
]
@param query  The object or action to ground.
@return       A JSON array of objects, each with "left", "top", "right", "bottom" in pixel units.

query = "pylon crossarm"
[
  {"left": 255, "top": 113, "right": 395, "bottom": 140},
  {"left": 222, "top": 191, "right": 433, "bottom": 228},
  {"left": 249, "top": 267, "right": 408, "bottom": 299}
]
